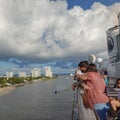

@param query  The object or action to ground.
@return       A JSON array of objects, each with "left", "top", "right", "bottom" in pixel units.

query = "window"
[{"left": 107, "top": 36, "right": 114, "bottom": 53}]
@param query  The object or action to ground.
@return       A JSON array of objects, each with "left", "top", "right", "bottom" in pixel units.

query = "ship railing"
[{"left": 72, "top": 87, "right": 100, "bottom": 120}]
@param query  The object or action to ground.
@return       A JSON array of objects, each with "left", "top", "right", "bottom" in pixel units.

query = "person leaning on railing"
[
  {"left": 75, "top": 63, "right": 110, "bottom": 120},
  {"left": 71, "top": 60, "right": 90, "bottom": 91}
]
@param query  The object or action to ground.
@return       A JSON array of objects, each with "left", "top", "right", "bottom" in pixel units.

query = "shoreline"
[
  {"left": 0, "top": 78, "right": 51, "bottom": 96},
  {"left": 0, "top": 86, "right": 15, "bottom": 96},
  {"left": 0, "top": 80, "right": 38, "bottom": 96}
]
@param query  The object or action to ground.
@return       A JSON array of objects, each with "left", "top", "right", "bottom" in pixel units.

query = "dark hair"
[
  {"left": 78, "top": 60, "right": 89, "bottom": 68},
  {"left": 114, "top": 78, "right": 120, "bottom": 88},
  {"left": 87, "top": 63, "right": 98, "bottom": 72}
]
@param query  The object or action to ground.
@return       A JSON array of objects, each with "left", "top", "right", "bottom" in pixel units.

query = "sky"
[{"left": 0, "top": 0, "right": 120, "bottom": 74}]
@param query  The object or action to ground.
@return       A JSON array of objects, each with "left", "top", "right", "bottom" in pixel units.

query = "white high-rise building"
[
  {"left": 6, "top": 72, "right": 13, "bottom": 78},
  {"left": 18, "top": 71, "right": 27, "bottom": 77},
  {"left": 44, "top": 66, "right": 52, "bottom": 78},
  {"left": 32, "top": 68, "right": 41, "bottom": 77}
]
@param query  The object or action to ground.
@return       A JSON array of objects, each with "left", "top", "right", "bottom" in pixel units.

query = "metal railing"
[{"left": 72, "top": 87, "right": 99, "bottom": 120}]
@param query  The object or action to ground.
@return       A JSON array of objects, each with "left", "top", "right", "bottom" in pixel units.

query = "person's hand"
[
  {"left": 81, "top": 83, "right": 90, "bottom": 90},
  {"left": 73, "top": 75, "right": 77, "bottom": 80},
  {"left": 83, "top": 85, "right": 90, "bottom": 90},
  {"left": 71, "top": 83, "right": 76, "bottom": 91},
  {"left": 76, "top": 74, "right": 87, "bottom": 80}
]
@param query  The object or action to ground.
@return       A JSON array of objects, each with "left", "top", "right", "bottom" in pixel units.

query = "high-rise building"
[
  {"left": 32, "top": 68, "right": 41, "bottom": 77},
  {"left": 6, "top": 72, "right": 13, "bottom": 78},
  {"left": 44, "top": 66, "right": 52, "bottom": 78},
  {"left": 18, "top": 71, "right": 27, "bottom": 77}
]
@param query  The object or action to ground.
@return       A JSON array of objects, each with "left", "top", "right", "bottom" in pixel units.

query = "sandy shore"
[
  {"left": 0, "top": 80, "right": 40, "bottom": 96},
  {"left": 0, "top": 86, "right": 15, "bottom": 96}
]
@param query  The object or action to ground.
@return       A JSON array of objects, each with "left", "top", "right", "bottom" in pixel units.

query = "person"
[
  {"left": 72, "top": 67, "right": 83, "bottom": 91},
  {"left": 110, "top": 78, "right": 120, "bottom": 111},
  {"left": 114, "top": 78, "right": 120, "bottom": 88},
  {"left": 73, "top": 67, "right": 83, "bottom": 81},
  {"left": 102, "top": 68, "right": 108, "bottom": 85},
  {"left": 76, "top": 63, "right": 110, "bottom": 120},
  {"left": 71, "top": 60, "right": 89, "bottom": 91}
]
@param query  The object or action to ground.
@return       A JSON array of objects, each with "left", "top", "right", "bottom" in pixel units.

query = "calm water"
[{"left": 0, "top": 75, "right": 74, "bottom": 120}]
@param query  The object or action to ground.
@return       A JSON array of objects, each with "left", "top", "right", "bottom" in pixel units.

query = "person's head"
[
  {"left": 78, "top": 60, "right": 89, "bottom": 73},
  {"left": 87, "top": 63, "right": 98, "bottom": 72},
  {"left": 115, "top": 78, "right": 120, "bottom": 88}
]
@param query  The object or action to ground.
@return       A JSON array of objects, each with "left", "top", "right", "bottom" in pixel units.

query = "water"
[{"left": 0, "top": 75, "right": 74, "bottom": 120}]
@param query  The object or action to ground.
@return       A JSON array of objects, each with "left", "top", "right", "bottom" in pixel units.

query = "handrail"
[{"left": 72, "top": 87, "right": 99, "bottom": 120}]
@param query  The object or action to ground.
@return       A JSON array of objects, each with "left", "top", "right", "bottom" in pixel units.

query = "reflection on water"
[{"left": 0, "top": 75, "right": 74, "bottom": 120}]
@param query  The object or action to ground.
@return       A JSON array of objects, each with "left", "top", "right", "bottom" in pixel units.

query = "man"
[{"left": 71, "top": 60, "right": 89, "bottom": 91}]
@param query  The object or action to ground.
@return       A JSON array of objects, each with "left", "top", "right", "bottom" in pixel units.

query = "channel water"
[{"left": 0, "top": 75, "right": 74, "bottom": 120}]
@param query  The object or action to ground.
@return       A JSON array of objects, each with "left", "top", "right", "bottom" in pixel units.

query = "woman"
[
  {"left": 114, "top": 78, "right": 120, "bottom": 88},
  {"left": 110, "top": 78, "right": 120, "bottom": 111},
  {"left": 76, "top": 63, "right": 110, "bottom": 120}
]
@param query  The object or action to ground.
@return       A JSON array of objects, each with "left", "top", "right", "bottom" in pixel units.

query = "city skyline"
[{"left": 2, "top": 66, "right": 53, "bottom": 77}]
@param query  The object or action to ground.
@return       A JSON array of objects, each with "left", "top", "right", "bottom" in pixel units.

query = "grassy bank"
[{"left": 0, "top": 75, "right": 58, "bottom": 96}]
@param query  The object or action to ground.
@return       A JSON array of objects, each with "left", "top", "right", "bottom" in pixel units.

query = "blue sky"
[
  {"left": 67, "top": 0, "right": 120, "bottom": 9},
  {"left": 0, "top": 0, "right": 120, "bottom": 75}
]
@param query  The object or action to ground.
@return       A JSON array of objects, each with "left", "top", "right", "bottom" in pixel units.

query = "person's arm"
[
  {"left": 76, "top": 73, "right": 88, "bottom": 80},
  {"left": 73, "top": 69, "right": 79, "bottom": 80},
  {"left": 71, "top": 79, "right": 84, "bottom": 90}
]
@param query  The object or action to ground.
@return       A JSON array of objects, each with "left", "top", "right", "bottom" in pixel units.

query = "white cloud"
[{"left": 0, "top": 0, "right": 119, "bottom": 64}]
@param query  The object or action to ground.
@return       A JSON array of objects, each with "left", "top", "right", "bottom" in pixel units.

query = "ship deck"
[{"left": 72, "top": 86, "right": 119, "bottom": 120}]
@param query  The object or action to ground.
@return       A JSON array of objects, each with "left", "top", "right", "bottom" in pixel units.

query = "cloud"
[{"left": 0, "top": 0, "right": 120, "bottom": 68}]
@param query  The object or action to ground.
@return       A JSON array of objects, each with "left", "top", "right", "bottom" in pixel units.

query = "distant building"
[
  {"left": 18, "top": 71, "right": 27, "bottom": 77},
  {"left": 50, "top": 0, "right": 65, "bottom": 1},
  {"left": 6, "top": 72, "right": 13, "bottom": 79},
  {"left": 44, "top": 66, "right": 52, "bottom": 78},
  {"left": 32, "top": 68, "right": 41, "bottom": 77}
]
